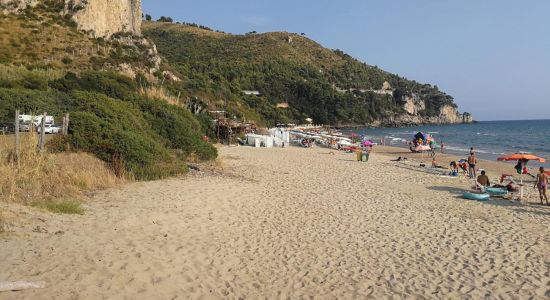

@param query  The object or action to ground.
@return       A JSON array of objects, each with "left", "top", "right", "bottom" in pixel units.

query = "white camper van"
[{"left": 17, "top": 115, "right": 55, "bottom": 132}]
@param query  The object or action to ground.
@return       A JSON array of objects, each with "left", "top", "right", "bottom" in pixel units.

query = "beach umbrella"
[
  {"left": 497, "top": 153, "right": 547, "bottom": 200},
  {"left": 497, "top": 154, "right": 546, "bottom": 163},
  {"left": 415, "top": 144, "right": 431, "bottom": 162},
  {"left": 362, "top": 140, "right": 375, "bottom": 147}
]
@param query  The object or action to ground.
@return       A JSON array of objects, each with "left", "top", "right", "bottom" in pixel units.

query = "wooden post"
[
  {"left": 14, "top": 110, "right": 20, "bottom": 164},
  {"left": 39, "top": 112, "right": 46, "bottom": 152},
  {"left": 65, "top": 113, "right": 70, "bottom": 135},
  {"left": 62, "top": 114, "right": 69, "bottom": 135}
]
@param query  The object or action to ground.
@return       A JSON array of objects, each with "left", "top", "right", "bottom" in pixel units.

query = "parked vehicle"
[
  {"left": 0, "top": 122, "right": 15, "bottom": 134},
  {"left": 18, "top": 115, "right": 55, "bottom": 127},
  {"left": 37, "top": 124, "right": 61, "bottom": 134},
  {"left": 19, "top": 121, "right": 33, "bottom": 132}
]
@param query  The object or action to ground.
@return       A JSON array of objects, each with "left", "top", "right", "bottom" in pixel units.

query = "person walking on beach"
[
  {"left": 429, "top": 141, "right": 435, "bottom": 157},
  {"left": 534, "top": 167, "right": 549, "bottom": 205},
  {"left": 467, "top": 153, "right": 477, "bottom": 178},
  {"left": 440, "top": 142, "right": 445, "bottom": 154},
  {"left": 470, "top": 147, "right": 475, "bottom": 156}
]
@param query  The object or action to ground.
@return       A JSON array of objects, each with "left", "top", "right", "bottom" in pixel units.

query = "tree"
[
  {"left": 158, "top": 16, "right": 173, "bottom": 23},
  {"left": 145, "top": 14, "right": 152, "bottom": 21}
]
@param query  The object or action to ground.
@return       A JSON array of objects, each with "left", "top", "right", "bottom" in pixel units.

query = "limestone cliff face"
[
  {"left": 403, "top": 95, "right": 425, "bottom": 115},
  {"left": 1, "top": 0, "right": 142, "bottom": 37},
  {"left": 370, "top": 95, "right": 473, "bottom": 127},
  {"left": 428, "top": 105, "right": 462, "bottom": 124},
  {"left": 69, "top": 0, "right": 141, "bottom": 37}
]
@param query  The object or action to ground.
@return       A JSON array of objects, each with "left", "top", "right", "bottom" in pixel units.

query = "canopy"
[
  {"left": 497, "top": 154, "right": 546, "bottom": 163},
  {"left": 362, "top": 140, "right": 375, "bottom": 147},
  {"left": 413, "top": 132, "right": 434, "bottom": 146},
  {"left": 497, "top": 153, "right": 546, "bottom": 200},
  {"left": 415, "top": 145, "right": 431, "bottom": 152}
]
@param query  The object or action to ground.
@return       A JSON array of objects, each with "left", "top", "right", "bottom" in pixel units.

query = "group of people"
[
  {"left": 446, "top": 147, "right": 548, "bottom": 205},
  {"left": 448, "top": 147, "right": 478, "bottom": 178},
  {"left": 466, "top": 147, "right": 548, "bottom": 205}
]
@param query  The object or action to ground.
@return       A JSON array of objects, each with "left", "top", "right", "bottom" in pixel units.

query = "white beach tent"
[{"left": 337, "top": 140, "right": 353, "bottom": 146}]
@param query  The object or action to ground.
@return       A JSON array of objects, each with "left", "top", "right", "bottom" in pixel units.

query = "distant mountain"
[{"left": 143, "top": 21, "right": 473, "bottom": 127}]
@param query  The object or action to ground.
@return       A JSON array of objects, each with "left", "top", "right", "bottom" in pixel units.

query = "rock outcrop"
[
  {"left": 372, "top": 95, "right": 474, "bottom": 127},
  {"left": 428, "top": 104, "right": 463, "bottom": 124},
  {"left": 403, "top": 95, "right": 425, "bottom": 115},
  {"left": 1, "top": 0, "right": 142, "bottom": 38},
  {"left": 68, "top": 0, "right": 141, "bottom": 38}
]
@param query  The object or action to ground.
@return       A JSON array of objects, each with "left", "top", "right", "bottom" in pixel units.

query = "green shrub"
[
  {"left": 46, "top": 134, "right": 71, "bottom": 152},
  {"left": 51, "top": 71, "right": 136, "bottom": 100},
  {"left": 0, "top": 70, "right": 217, "bottom": 180},
  {"left": 61, "top": 57, "right": 73, "bottom": 65},
  {"left": 33, "top": 200, "right": 84, "bottom": 214},
  {"left": 130, "top": 96, "right": 218, "bottom": 160}
]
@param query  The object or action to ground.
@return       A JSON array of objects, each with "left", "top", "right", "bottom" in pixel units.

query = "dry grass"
[
  {"left": 0, "top": 211, "right": 4, "bottom": 233},
  {"left": 0, "top": 133, "right": 122, "bottom": 212},
  {"left": 0, "top": 64, "right": 65, "bottom": 82},
  {"left": 139, "top": 86, "right": 182, "bottom": 106}
]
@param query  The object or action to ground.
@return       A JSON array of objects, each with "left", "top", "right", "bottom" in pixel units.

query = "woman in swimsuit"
[{"left": 534, "top": 167, "right": 549, "bottom": 205}]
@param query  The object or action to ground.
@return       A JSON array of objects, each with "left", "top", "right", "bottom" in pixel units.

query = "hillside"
[
  {"left": 143, "top": 21, "right": 473, "bottom": 127},
  {"left": 0, "top": 3, "right": 217, "bottom": 183}
]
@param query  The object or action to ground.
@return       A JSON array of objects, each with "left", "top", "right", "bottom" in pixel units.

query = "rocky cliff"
[
  {"left": 373, "top": 94, "right": 473, "bottom": 127},
  {"left": 1, "top": 0, "right": 142, "bottom": 37}
]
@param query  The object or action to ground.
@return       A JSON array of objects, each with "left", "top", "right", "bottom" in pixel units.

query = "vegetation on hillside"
[
  {"left": 0, "top": 2, "right": 157, "bottom": 73},
  {"left": 143, "top": 22, "right": 457, "bottom": 126},
  {"left": 0, "top": 68, "right": 217, "bottom": 180}
]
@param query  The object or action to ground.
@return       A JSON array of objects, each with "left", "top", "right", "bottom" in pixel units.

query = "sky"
[{"left": 142, "top": 0, "right": 550, "bottom": 121}]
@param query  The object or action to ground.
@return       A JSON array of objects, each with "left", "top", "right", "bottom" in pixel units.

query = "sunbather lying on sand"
[
  {"left": 391, "top": 157, "right": 407, "bottom": 161},
  {"left": 431, "top": 158, "right": 446, "bottom": 169}
]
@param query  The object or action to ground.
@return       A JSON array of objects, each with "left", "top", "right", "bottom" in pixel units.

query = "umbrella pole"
[{"left": 520, "top": 161, "right": 524, "bottom": 201}]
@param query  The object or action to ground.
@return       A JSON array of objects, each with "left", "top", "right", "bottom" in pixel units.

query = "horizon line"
[{"left": 476, "top": 118, "right": 550, "bottom": 122}]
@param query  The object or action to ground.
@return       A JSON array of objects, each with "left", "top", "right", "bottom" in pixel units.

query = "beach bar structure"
[
  {"left": 209, "top": 111, "right": 255, "bottom": 144},
  {"left": 245, "top": 134, "right": 274, "bottom": 148}
]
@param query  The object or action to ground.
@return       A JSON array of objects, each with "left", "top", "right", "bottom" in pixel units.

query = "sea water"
[{"left": 354, "top": 119, "right": 550, "bottom": 167}]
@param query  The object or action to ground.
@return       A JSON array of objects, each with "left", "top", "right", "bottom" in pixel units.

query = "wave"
[{"left": 444, "top": 146, "right": 493, "bottom": 155}]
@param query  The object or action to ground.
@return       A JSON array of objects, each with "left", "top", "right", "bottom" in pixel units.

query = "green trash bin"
[{"left": 362, "top": 152, "right": 369, "bottom": 162}]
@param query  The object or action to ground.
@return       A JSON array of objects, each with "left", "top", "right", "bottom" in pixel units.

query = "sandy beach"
[{"left": 1, "top": 145, "right": 549, "bottom": 299}]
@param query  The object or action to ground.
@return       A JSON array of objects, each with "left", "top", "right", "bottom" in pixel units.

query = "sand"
[{"left": 1, "top": 145, "right": 549, "bottom": 299}]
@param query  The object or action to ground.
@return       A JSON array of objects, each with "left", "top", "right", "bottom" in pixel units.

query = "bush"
[
  {"left": 68, "top": 107, "right": 187, "bottom": 180},
  {"left": 51, "top": 71, "right": 136, "bottom": 100},
  {"left": 131, "top": 96, "right": 217, "bottom": 160},
  {"left": 0, "top": 70, "right": 217, "bottom": 180},
  {"left": 46, "top": 135, "right": 71, "bottom": 152},
  {"left": 61, "top": 56, "right": 73, "bottom": 65}
]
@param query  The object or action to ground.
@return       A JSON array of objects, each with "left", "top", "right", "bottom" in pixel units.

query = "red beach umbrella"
[
  {"left": 497, "top": 153, "right": 546, "bottom": 200},
  {"left": 497, "top": 153, "right": 546, "bottom": 163}
]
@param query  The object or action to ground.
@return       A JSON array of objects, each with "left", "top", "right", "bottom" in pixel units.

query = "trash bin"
[
  {"left": 356, "top": 149, "right": 362, "bottom": 161},
  {"left": 362, "top": 152, "right": 369, "bottom": 162}
]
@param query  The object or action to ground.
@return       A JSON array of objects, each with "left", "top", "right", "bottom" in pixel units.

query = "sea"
[{"left": 353, "top": 119, "right": 550, "bottom": 167}]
